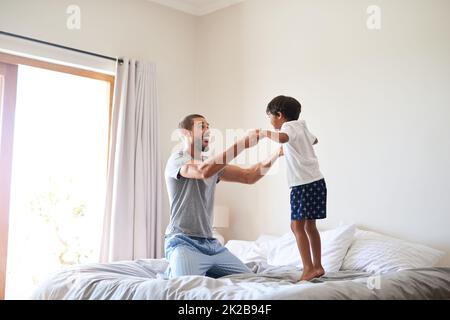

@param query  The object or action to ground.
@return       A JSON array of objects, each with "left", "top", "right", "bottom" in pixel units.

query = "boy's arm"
[
  {"left": 221, "top": 147, "right": 283, "bottom": 184},
  {"left": 258, "top": 129, "right": 318, "bottom": 145},
  {"left": 259, "top": 130, "right": 289, "bottom": 144}
]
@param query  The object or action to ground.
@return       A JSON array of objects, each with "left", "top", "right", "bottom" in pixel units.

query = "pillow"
[
  {"left": 341, "top": 229, "right": 445, "bottom": 273},
  {"left": 266, "top": 224, "right": 356, "bottom": 272},
  {"left": 225, "top": 240, "right": 260, "bottom": 263},
  {"left": 225, "top": 234, "right": 278, "bottom": 263}
]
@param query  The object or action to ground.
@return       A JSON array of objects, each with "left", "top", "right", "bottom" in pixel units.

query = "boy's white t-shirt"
[{"left": 280, "top": 120, "right": 323, "bottom": 187}]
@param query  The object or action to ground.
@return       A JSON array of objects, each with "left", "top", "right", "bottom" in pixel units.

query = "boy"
[{"left": 259, "top": 95, "right": 326, "bottom": 281}]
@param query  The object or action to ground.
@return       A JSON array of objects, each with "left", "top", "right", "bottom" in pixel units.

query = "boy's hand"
[
  {"left": 249, "top": 129, "right": 267, "bottom": 139},
  {"left": 239, "top": 129, "right": 268, "bottom": 149},
  {"left": 278, "top": 146, "right": 284, "bottom": 157},
  {"left": 241, "top": 131, "right": 260, "bottom": 149},
  {"left": 256, "top": 129, "right": 269, "bottom": 139}
]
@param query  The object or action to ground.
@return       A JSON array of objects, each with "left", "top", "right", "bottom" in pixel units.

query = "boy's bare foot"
[
  {"left": 298, "top": 267, "right": 325, "bottom": 282},
  {"left": 314, "top": 267, "right": 325, "bottom": 278},
  {"left": 299, "top": 269, "right": 317, "bottom": 281}
]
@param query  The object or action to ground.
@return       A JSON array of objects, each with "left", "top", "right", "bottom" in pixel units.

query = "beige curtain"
[{"left": 100, "top": 58, "right": 162, "bottom": 262}]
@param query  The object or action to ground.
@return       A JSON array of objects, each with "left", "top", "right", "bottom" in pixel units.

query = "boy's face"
[{"left": 268, "top": 112, "right": 285, "bottom": 130}]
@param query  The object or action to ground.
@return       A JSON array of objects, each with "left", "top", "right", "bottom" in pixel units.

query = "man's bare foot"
[{"left": 299, "top": 269, "right": 317, "bottom": 281}]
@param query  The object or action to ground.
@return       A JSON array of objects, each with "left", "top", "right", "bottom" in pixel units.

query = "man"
[{"left": 164, "top": 114, "right": 281, "bottom": 278}]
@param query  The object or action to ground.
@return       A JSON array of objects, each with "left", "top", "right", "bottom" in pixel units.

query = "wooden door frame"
[
  {"left": 0, "top": 62, "right": 18, "bottom": 300},
  {"left": 0, "top": 52, "right": 114, "bottom": 300}
]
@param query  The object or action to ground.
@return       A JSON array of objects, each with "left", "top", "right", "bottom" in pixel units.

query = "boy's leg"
[
  {"left": 291, "top": 220, "right": 315, "bottom": 281},
  {"left": 305, "top": 220, "right": 325, "bottom": 277}
]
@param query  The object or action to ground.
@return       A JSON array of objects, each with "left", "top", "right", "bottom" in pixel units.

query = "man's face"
[{"left": 191, "top": 117, "right": 210, "bottom": 152}]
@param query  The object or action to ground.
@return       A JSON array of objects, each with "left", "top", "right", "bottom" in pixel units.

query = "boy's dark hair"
[
  {"left": 266, "top": 96, "right": 301, "bottom": 121},
  {"left": 178, "top": 114, "right": 205, "bottom": 130}
]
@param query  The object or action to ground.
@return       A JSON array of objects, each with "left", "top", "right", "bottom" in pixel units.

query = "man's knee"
[
  {"left": 168, "top": 246, "right": 205, "bottom": 277},
  {"left": 212, "top": 250, "right": 252, "bottom": 276}
]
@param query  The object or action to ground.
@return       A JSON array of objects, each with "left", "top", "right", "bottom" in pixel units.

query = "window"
[{"left": 0, "top": 53, "right": 114, "bottom": 299}]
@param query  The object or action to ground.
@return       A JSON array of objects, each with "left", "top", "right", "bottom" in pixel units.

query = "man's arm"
[
  {"left": 221, "top": 147, "right": 283, "bottom": 184},
  {"left": 179, "top": 132, "right": 260, "bottom": 180}
]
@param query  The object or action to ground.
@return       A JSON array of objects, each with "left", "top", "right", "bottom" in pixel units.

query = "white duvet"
[
  {"left": 32, "top": 259, "right": 450, "bottom": 300},
  {"left": 32, "top": 227, "right": 450, "bottom": 300}
]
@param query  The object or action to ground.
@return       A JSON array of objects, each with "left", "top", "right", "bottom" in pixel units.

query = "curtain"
[{"left": 100, "top": 58, "right": 162, "bottom": 262}]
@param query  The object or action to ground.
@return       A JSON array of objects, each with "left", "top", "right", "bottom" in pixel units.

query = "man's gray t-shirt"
[{"left": 165, "top": 151, "right": 223, "bottom": 238}]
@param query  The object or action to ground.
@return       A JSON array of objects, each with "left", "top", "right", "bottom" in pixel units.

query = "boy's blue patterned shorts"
[{"left": 290, "top": 178, "right": 327, "bottom": 220}]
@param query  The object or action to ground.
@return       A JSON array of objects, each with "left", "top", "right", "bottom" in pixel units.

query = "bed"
[{"left": 32, "top": 225, "right": 450, "bottom": 300}]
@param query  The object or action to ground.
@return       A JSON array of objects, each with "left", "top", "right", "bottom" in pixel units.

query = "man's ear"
[{"left": 178, "top": 128, "right": 191, "bottom": 138}]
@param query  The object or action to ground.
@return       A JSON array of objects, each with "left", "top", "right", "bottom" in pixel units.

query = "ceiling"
[{"left": 147, "top": 0, "right": 246, "bottom": 16}]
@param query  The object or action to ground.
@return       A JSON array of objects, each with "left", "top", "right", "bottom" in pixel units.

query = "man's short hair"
[{"left": 178, "top": 114, "right": 205, "bottom": 130}]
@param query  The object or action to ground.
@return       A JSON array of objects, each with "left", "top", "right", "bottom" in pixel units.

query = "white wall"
[
  {"left": 196, "top": 0, "right": 450, "bottom": 265},
  {"left": 2, "top": 0, "right": 449, "bottom": 265},
  {"left": 0, "top": 0, "right": 198, "bottom": 240}
]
